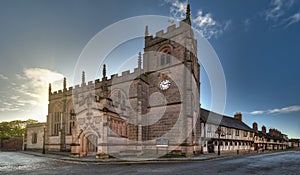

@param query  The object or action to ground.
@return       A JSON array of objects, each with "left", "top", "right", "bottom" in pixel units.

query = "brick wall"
[{"left": 0, "top": 137, "right": 23, "bottom": 151}]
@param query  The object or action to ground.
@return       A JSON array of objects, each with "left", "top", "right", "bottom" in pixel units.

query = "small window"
[
  {"left": 207, "top": 125, "right": 211, "bottom": 133},
  {"left": 32, "top": 133, "right": 37, "bottom": 144},
  {"left": 236, "top": 130, "right": 239, "bottom": 136},
  {"left": 244, "top": 131, "right": 248, "bottom": 137},
  {"left": 227, "top": 128, "right": 232, "bottom": 135}
]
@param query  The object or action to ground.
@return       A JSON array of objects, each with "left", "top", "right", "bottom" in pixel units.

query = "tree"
[{"left": 0, "top": 119, "right": 39, "bottom": 139}]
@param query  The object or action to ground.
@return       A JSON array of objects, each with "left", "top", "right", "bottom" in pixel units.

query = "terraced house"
[
  {"left": 253, "top": 123, "right": 289, "bottom": 151},
  {"left": 200, "top": 109, "right": 255, "bottom": 154}
]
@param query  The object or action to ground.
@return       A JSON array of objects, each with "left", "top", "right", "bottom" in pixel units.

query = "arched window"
[
  {"left": 160, "top": 52, "right": 171, "bottom": 66},
  {"left": 159, "top": 45, "right": 172, "bottom": 66},
  {"left": 166, "top": 53, "right": 171, "bottom": 64}
]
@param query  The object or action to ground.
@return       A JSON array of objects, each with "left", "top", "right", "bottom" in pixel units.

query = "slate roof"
[
  {"left": 255, "top": 131, "right": 267, "bottom": 137},
  {"left": 255, "top": 131, "right": 288, "bottom": 142},
  {"left": 200, "top": 108, "right": 254, "bottom": 132}
]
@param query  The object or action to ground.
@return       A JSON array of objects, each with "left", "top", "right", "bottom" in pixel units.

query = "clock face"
[{"left": 159, "top": 79, "right": 171, "bottom": 90}]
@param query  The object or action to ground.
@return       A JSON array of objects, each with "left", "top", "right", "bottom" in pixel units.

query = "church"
[
  {"left": 45, "top": 4, "right": 201, "bottom": 158},
  {"left": 44, "top": 5, "right": 277, "bottom": 158}
]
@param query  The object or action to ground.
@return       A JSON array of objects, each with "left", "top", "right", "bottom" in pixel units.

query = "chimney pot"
[{"left": 234, "top": 112, "right": 242, "bottom": 121}]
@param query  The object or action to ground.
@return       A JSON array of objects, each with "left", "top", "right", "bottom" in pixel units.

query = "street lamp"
[
  {"left": 216, "top": 126, "right": 225, "bottom": 156},
  {"left": 42, "top": 125, "right": 46, "bottom": 154},
  {"left": 217, "top": 127, "right": 221, "bottom": 156}
]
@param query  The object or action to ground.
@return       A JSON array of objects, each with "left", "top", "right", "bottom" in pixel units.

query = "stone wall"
[{"left": 24, "top": 123, "right": 45, "bottom": 150}]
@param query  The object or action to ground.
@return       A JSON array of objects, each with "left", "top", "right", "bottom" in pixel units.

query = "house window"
[
  {"left": 227, "top": 128, "right": 232, "bottom": 135},
  {"left": 250, "top": 132, "right": 253, "bottom": 137},
  {"left": 236, "top": 129, "right": 239, "bottom": 136},
  {"left": 244, "top": 131, "right": 248, "bottom": 137},
  {"left": 32, "top": 133, "right": 37, "bottom": 144},
  {"left": 221, "top": 127, "right": 226, "bottom": 134},
  {"left": 207, "top": 125, "right": 211, "bottom": 133}
]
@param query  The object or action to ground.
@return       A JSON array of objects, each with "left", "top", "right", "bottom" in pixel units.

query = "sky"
[{"left": 0, "top": 0, "right": 299, "bottom": 138}]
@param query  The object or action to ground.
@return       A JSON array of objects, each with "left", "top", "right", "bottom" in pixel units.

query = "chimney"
[
  {"left": 262, "top": 125, "right": 266, "bottom": 134},
  {"left": 234, "top": 112, "right": 242, "bottom": 121},
  {"left": 253, "top": 122, "right": 258, "bottom": 132}
]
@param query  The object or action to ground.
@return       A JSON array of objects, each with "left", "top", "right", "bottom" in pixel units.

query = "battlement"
[
  {"left": 49, "top": 66, "right": 147, "bottom": 100},
  {"left": 145, "top": 21, "right": 193, "bottom": 48}
]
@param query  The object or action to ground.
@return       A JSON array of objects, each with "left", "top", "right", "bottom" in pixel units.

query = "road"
[{"left": 0, "top": 151, "right": 300, "bottom": 175}]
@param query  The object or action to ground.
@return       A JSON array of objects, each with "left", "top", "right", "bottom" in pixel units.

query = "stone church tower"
[
  {"left": 142, "top": 4, "right": 200, "bottom": 155},
  {"left": 45, "top": 4, "right": 201, "bottom": 158}
]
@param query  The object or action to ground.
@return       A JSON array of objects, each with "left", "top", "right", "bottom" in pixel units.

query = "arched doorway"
[
  {"left": 86, "top": 134, "right": 97, "bottom": 156},
  {"left": 81, "top": 133, "right": 98, "bottom": 157}
]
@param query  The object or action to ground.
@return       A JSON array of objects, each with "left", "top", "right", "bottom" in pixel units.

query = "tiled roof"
[{"left": 200, "top": 108, "right": 254, "bottom": 132}]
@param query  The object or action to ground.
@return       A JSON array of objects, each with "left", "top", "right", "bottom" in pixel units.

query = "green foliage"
[{"left": 0, "top": 119, "right": 38, "bottom": 139}]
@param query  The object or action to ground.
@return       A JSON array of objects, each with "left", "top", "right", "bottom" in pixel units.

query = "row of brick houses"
[
  {"left": 22, "top": 4, "right": 296, "bottom": 157},
  {"left": 199, "top": 108, "right": 289, "bottom": 154}
]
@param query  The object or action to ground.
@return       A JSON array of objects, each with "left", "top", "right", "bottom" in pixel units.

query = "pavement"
[
  {"left": 19, "top": 149, "right": 290, "bottom": 164},
  {"left": 2, "top": 150, "right": 300, "bottom": 175}
]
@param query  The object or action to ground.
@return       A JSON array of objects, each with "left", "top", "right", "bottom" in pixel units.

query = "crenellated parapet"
[
  {"left": 145, "top": 20, "right": 194, "bottom": 48},
  {"left": 49, "top": 61, "right": 148, "bottom": 101}
]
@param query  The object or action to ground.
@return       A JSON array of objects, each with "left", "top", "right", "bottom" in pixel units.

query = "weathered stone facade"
[
  {"left": 23, "top": 123, "right": 45, "bottom": 151},
  {"left": 46, "top": 5, "right": 201, "bottom": 158}
]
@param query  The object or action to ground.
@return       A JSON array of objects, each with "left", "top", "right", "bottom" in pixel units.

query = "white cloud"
[
  {"left": 263, "top": 0, "right": 300, "bottom": 28},
  {"left": 0, "top": 74, "right": 8, "bottom": 80},
  {"left": 284, "top": 12, "right": 300, "bottom": 27},
  {"left": 165, "top": 0, "right": 231, "bottom": 39},
  {"left": 193, "top": 11, "right": 216, "bottom": 27},
  {"left": 19, "top": 67, "right": 64, "bottom": 104},
  {"left": 268, "top": 105, "right": 300, "bottom": 114},
  {"left": 169, "top": 0, "right": 188, "bottom": 19},
  {"left": 16, "top": 73, "right": 26, "bottom": 80},
  {"left": 250, "top": 110, "right": 265, "bottom": 115},
  {"left": 249, "top": 105, "right": 300, "bottom": 115},
  {"left": 0, "top": 68, "right": 65, "bottom": 121},
  {"left": 265, "top": 0, "right": 285, "bottom": 21}
]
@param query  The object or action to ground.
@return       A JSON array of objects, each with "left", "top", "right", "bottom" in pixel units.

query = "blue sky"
[{"left": 0, "top": 0, "right": 299, "bottom": 138}]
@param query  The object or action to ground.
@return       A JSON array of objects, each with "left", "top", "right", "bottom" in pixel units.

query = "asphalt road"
[{"left": 1, "top": 151, "right": 300, "bottom": 175}]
